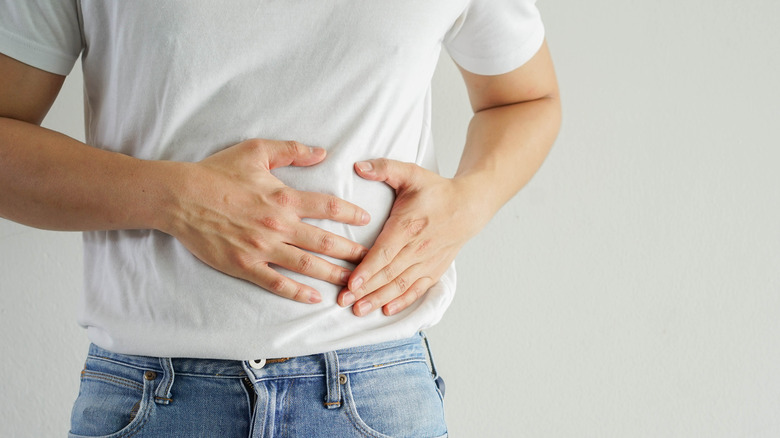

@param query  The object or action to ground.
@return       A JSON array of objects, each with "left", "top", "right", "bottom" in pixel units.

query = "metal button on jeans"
[{"left": 249, "top": 358, "right": 267, "bottom": 369}]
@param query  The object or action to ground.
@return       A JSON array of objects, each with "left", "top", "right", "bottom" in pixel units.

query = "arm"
[
  {"left": 0, "top": 53, "right": 370, "bottom": 303},
  {"left": 339, "top": 41, "right": 561, "bottom": 316}
]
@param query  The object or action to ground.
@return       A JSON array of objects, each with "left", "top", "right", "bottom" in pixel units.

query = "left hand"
[{"left": 338, "top": 158, "right": 486, "bottom": 316}]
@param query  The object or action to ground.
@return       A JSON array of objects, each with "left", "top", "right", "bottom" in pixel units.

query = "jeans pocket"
[
  {"left": 341, "top": 361, "right": 447, "bottom": 438},
  {"left": 69, "top": 358, "right": 156, "bottom": 438}
]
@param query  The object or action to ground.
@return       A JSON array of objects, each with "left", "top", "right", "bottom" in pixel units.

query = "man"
[{"left": 0, "top": 1, "right": 559, "bottom": 436}]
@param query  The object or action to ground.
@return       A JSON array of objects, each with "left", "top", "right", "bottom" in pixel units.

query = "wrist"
[
  {"left": 449, "top": 174, "right": 501, "bottom": 231},
  {"left": 129, "top": 159, "right": 193, "bottom": 234}
]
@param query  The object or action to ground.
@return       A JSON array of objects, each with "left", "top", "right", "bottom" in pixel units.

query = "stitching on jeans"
[
  {"left": 256, "top": 384, "right": 269, "bottom": 435},
  {"left": 354, "top": 359, "right": 425, "bottom": 373},
  {"left": 344, "top": 402, "right": 387, "bottom": 438},
  {"left": 370, "top": 358, "right": 425, "bottom": 369},
  {"left": 281, "top": 379, "right": 294, "bottom": 437},
  {"left": 342, "top": 379, "right": 390, "bottom": 438},
  {"left": 118, "top": 410, "right": 151, "bottom": 438},
  {"left": 82, "top": 370, "right": 144, "bottom": 392},
  {"left": 105, "top": 379, "right": 155, "bottom": 438}
]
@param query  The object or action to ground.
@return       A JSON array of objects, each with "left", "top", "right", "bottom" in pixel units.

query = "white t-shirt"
[{"left": 0, "top": 0, "right": 544, "bottom": 359}]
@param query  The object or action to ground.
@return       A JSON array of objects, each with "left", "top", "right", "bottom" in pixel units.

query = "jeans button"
[
  {"left": 144, "top": 371, "right": 157, "bottom": 381},
  {"left": 249, "top": 359, "right": 267, "bottom": 370}
]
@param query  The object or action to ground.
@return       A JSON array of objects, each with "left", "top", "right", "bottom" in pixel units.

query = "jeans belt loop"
[
  {"left": 323, "top": 351, "right": 341, "bottom": 409},
  {"left": 155, "top": 357, "right": 175, "bottom": 405}
]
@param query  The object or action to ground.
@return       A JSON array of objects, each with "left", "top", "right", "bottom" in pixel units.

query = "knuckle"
[
  {"left": 291, "top": 285, "right": 307, "bottom": 302},
  {"left": 285, "top": 140, "right": 304, "bottom": 156},
  {"left": 382, "top": 264, "right": 396, "bottom": 282},
  {"left": 325, "top": 197, "right": 341, "bottom": 218},
  {"left": 272, "top": 188, "right": 297, "bottom": 208},
  {"left": 244, "top": 138, "right": 264, "bottom": 152},
  {"left": 402, "top": 218, "right": 429, "bottom": 236},
  {"left": 415, "top": 239, "right": 432, "bottom": 253},
  {"left": 318, "top": 234, "right": 335, "bottom": 252},
  {"left": 269, "top": 277, "right": 287, "bottom": 294},
  {"left": 243, "top": 235, "right": 270, "bottom": 253},
  {"left": 232, "top": 253, "right": 253, "bottom": 271},
  {"left": 297, "top": 254, "right": 314, "bottom": 273},
  {"left": 332, "top": 268, "right": 348, "bottom": 284},
  {"left": 260, "top": 216, "right": 285, "bottom": 232},
  {"left": 380, "top": 246, "right": 394, "bottom": 264},
  {"left": 394, "top": 276, "right": 408, "bottom": 293},
  {"left": 351, "top": 245, "right": 366, "bottom": 260}
]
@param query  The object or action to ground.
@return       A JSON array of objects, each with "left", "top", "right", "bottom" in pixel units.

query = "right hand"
[{"left": 163, "top": 139, "right": 370, "bottom": 304}]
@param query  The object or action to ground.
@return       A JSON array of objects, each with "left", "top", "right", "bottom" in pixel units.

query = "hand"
[
  {"left": 163, "top": 139, "right": 370, "bottom": 304},
  {"left": 338, "top": 159, "right": 487, "bottom": 316}
]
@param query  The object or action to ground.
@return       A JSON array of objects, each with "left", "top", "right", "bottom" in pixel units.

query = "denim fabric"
[{"left": 69, "top": 334, "right": 447, "bottom": 438}]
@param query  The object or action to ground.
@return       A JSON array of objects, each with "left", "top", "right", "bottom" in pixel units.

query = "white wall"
[{"left": 2, "top": 1, "right": 779, "bottom": 436}]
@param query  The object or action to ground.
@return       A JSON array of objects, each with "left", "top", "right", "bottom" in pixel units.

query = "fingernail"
[
  {"left": 309, "top": 291, "right": 322, "bottom": 304},
  {"left": 357, "top": 301, "right": 372, "bottom": 315},
  {"left": 361, "top": 212, "right": 370, "bottom": 224},
  {"left": 385, "top": 303, "right": 399, "bottom": 315},
  {"left": 310, "top": 146, "right": 325, "bottom": 156},
  {"left": 341, "top": 292, "right": 355, "bottom": 306},
  {"left": 359, "top": 249, "right": 368, "bottom": 259},
  {"left": 351, "top": 277, "right": 363, "bottom": 291},
  {"left": 356, "top": 161, "right": 373, "bottom": 173},
  {"left": 340, "top": 271, "right": 350, "bottom": 284}
]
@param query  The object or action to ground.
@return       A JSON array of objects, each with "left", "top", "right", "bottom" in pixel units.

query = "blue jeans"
[{"left": 69, "top": 333, "right": 447, "bottom": 437}]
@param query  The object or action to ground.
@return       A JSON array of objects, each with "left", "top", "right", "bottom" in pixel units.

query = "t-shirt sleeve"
[
  {"left": 0, "top": 0, "right": 83, "bottom": 75},
  {"left": 444, "top": 0, "right": 545, "bottom": 76}
]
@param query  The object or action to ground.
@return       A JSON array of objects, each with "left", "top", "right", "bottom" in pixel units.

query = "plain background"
[{"left": 2, "top": 1, "right": 779, "bottom": 436}]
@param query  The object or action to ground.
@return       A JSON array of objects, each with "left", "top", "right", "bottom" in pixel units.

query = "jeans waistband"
[{"left": 86, "top": 333, "right": 429, "bottom": 380}]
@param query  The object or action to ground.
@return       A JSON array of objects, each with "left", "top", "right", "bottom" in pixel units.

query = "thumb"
[
  {"left": 260, "top": 140, "right": 327, "bottom": 170},
  {"left": 354, "top": 159, "right": 417, "bottom": 190}
]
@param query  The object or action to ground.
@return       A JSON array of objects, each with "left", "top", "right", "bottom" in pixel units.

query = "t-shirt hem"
[
  {"left": 0, "top": 27, "right": 78, "bottom": 75},
  {"left": 448, "top": 24, "right": 545, "bottom": 76}
]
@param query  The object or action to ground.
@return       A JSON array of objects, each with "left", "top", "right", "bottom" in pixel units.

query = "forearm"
[
  {"left": 453, "top": 94, "right": 561, "bottom": 225},
  {"left": 0, "top": 116, "right": 177, "bottom": 231}
]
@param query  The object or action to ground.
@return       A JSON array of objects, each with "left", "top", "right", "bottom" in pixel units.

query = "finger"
[
  {"left": 347, "top": 216, "right": 420, "bottom": 296},
  {"left": 382, "top": 277, "right": 435, "bottom": 316},
  {"left": 294, "top": 190, "right": 371, "bottom": 226},
  {"left": 256, "top": 139, "right": 327, "bottom": 169},
  {"left": 354, "top": 158, "right": 419, "bottom": 190},
  {"left": 349, "top": 266, "right": 425, "bottom": 317},
  {"left": 248, "top": 263, "right": 322, "bottom": 304},
  {"left": 272, "top": 245, "right": 354, "bottom": 287},
  {"left": 349, "top": 276, "right": 409, "bottom": 316},
  {"left": 291, "top": 222, "right": 368, "bottom": 264},
  {"left": 347, "top": 245, "right": 415, "bottom": 304}
]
